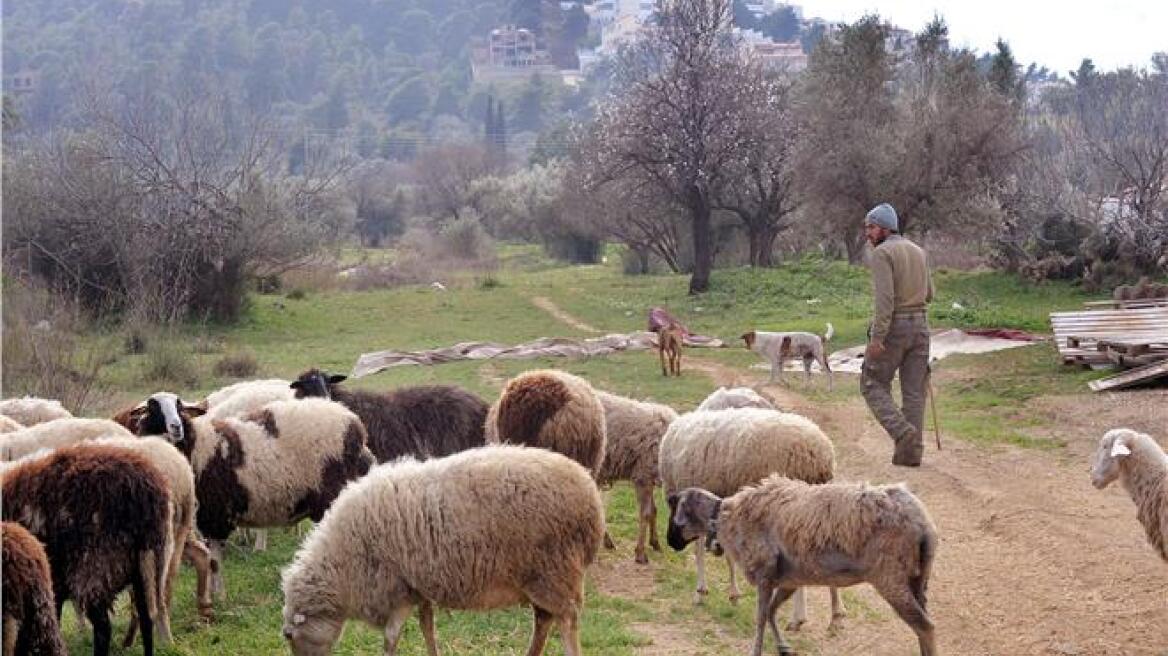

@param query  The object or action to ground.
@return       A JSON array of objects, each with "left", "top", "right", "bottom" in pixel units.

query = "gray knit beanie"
[{"left": 865, "top": 203, "right": 898, "bottom": 232}]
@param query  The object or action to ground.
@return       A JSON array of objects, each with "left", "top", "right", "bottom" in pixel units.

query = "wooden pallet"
[
  {"left": 1089, "top": 358, "right": 1168, "bottom": 392},
  {"left": 1051, "top": 306, "right": 1168, "bottom": 365}
]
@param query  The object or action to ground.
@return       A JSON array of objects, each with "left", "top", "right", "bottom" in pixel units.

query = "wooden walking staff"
[{"left": 926, "top": 364, "right": 942, "bottom": 450}]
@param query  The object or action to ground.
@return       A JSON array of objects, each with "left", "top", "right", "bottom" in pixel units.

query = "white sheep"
[
  {"left": 595, "top": 390, "right": 678, "bottom": 563},
  {"left": 1090, "top": 428, "right": 1168, "bottom": 562},
  {"left": 695, "top": 386, "right": 777, "bottom": 412},
  {"left": 668, "top": 476, "right": 939, "bottom": 656},
  {"left": 281, "top": 445, "right": 604, "bottom": 656},
  {"left": 0, "top": 417, "right": 133, "bottom": 461},
  {"left": 126, "top": 393, "right": 376, "bottom": 597},
  {"left": 0, "top": 414, "right": 25, "bottom": 433},
  {"left": 0, "top": 396, "right": 72, "bottom": 427},
  {"left": 659, "top": 407, "right": 840, "bottom": 630}
]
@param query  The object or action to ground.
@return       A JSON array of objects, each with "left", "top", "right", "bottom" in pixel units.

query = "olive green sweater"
[{"left": 869, "top": 235, "right": 933, "bottom": 341}]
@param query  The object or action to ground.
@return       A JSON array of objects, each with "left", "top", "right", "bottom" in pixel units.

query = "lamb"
[
  {"left": 280, "top": 445, "right": 604, "bottom": 656},
  {"left": 668, "top": 476, "right": 938, "bottom": 656},
  {"left": 484, "top": 369, "right": 606, "bottom": 475},
  {"left": 695, "top": 386, "right": 777, "bottom": 412},
  {"left": 2, "top": 444, "right": 173, "bottom": 656},
  {"left": 0, "top": 396, "right": 72, "bottom": 427},
  {"left": 1090, "top": 428, "right": 1168, "bottom": 561},
  {"left": 595, "top": 390, "right": 678, "bottom": 563},
  {"left": 291, "top": 368, "right": 488, "bottom": 463},
  {"left": 2, "top": 521, "right": 67, "bottom": 656},
  {"left": 0, "top": 417, "right": 133, "bottom": 461},
  {"left": 125, "top": 392, "right": 376, "bottom": 597},
  {"left": 0, "top": 415, "right": 24, "bottom": 433},
  {"left": 659, "top": 407, "right": 839, "bottom": 630}
]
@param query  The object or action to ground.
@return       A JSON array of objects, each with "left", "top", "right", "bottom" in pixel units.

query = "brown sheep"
[
  {"left": 2, "top": 521, "right": 66, "bottom": 656},
  {"left": 2, "top": 444, "right": 173, "bottom": 656}
]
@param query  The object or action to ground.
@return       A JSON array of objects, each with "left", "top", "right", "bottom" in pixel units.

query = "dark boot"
[{"left": 892, "top": 430, "right": 923, "bottom": 467}]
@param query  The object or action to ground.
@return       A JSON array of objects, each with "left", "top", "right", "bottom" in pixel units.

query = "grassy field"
[{"left": 47, "top": 245, "right": 1120, "bottom": 655}]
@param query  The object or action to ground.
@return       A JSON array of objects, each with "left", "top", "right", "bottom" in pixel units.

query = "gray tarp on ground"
[
  {"left": 352, "top": 332, "right": 726, "bottom": 378},
  {"left": 751, "top": 328, "right": 1041, "bottom": 376}
]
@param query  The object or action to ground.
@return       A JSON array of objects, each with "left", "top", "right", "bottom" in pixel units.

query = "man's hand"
[{"left": 866, "top": 339, "right": 886, "bottom": 360}]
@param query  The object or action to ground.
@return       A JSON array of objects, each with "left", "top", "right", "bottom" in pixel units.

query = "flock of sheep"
[{"left": 1, "top": 367, "right": 1165, "bottom": 656}]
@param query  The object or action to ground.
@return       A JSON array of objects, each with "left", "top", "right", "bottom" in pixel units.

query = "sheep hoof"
[
  {"left": 693, "top": 589, "right": 709, "bottom": 604},
  {"left": 728, "top": 593, "right": 741, "bottom": 605},
  {"left": 603, "top": 535, "right": 616, "bottom": 550},
  {"left": 650, "top": 540, "right": 662, "bottom": 552},
  {"left": 785, "top": 620, "right": 805, "bottom": 632},
  {"left": 634, "top": 552, "right": 649, "bottom": 565},
  {"left": 778, "top": 646, "right": 796, "bottom": 656}
]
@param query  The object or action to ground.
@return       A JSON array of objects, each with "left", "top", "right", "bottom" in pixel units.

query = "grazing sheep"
[
  {"left": 2, "top": 444, "right": 173, "bottom": 656},
  {"left": 0, "top": 415, "right": 24, "bottom": 433},
  {"left": 659, "top": 407, "right": 839, "bottom": 629},
  {"left": 2, "top": 521, "right": 67, "bottom": 656},
  {"left": 695, "top": 387, "right": 777, "bottom": 412},
  {"left": 0, "top": 417, "right": 133, "bottom": 461},
  {"left": 126, "top": 392, "right": 376, "bottom": 597},
  {"left": 0, "top": 397, "right": 72, "bottom": 427},
  {"left": 291, "top": 368, "right": 488, "bottom": 463},
  {"left": 485, "top": 369, "right": 606, "bottom": 475},
  {"left": 281, "top": 445, "right": 604, "bottom": 656},
  {"left": 668, "top": 476, "right": 938, "bottom": 656},
  {"left": 1090, "top": 428, "right": 1168, "bottom": 561},
  {"left": 595, "top": 390, "right": 678, "bottom": 563}
]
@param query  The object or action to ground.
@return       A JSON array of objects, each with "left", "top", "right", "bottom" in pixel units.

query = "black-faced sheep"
[
  {"left": 668, "top": 476, "right": 938, "bottom": 656},
  {"left": 0, "top": 396, "right": 72, "bottom": 427},
  {"left": 291, "top": 368, "right": 488, "bottom": 463},
  {"left": 2, "top": 521, "right": 67, "bottom": 656},
  {"left": 281, "top": 445, "right": 604, "bottom": 656},
  {"left": 659, "top": 407, "right": 838, "bottom": 629},
  {"left": 1090, "top": 428, "right": 1168, "bottom": 562},
  {"left": 2, "top": 444, "right": 173, "bottom": 656},
  {"left": 125, "top": 392, "right": 376, "bottom": 597},
  {"left": 595, "top": 390, "right": 678, "bottom": 563}
]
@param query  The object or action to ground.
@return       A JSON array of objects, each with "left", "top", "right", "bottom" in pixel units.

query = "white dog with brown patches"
[{"left": 741, "top": 323, "right": 834, "bottom": 390}]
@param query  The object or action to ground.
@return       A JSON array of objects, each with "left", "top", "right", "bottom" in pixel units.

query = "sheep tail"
[{"left": 912, "top": 532, "right": 936, "bottom": 610}]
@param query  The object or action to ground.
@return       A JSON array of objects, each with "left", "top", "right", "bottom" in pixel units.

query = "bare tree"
[
  {"left": 411, "top": 143, "right": 494, "bottom": 222},
  {"left": 562, "top": 175, "right": 684, "bottom": 273},
  {"left": 582, "top": 0, "right": 760, "bottom": 293}
]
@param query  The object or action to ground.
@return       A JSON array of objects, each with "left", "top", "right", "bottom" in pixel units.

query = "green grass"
[{"left": 46, "top": 245, "right": 1122, "bottom": 655}]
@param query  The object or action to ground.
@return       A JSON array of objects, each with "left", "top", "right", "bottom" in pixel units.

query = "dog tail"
[{"left": 822, "top": 322, "right": 835, "bottom": 343}]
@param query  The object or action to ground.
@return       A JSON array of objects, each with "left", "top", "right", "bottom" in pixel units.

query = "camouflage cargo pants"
[{"left": 861, "top": 314, "right": 930, "bottom": 465}]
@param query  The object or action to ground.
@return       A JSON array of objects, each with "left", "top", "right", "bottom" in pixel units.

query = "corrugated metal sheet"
[{"left": 1049, "top": 306, "right": 1168, "bottom": 364}]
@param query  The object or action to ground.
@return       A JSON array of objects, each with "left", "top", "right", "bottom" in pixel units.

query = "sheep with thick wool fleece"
[
  {"left": 1091, "top": 428, "right": 1168, "bottom": 562},
  {"left": 695, "top": 386, "right": 777, "bottom": 412},
  {"left": 0, "top": 418, "right": 132, "bottom": 461},
  {"left": 2, "top": 521, "right": 67, "bottom": 656},
  {"left": 595, "top": 390, "right": 678, "bottom": 563},
  {"left": 0, "top": 415, "right": 24, "bottom": 433},
  {"left": 668, "top": 475, "right": 939, "bottom": 656},
  {"left": 280, "top": 445, "right": 604, "bottom": 656},
  {"left": 658, "top": 407, "right": 838, "bottom": 629},
  {"left": 0, "top": 397, "right": 72, "bottom": 427},
  {"left": 125, "top": 393, "right": 376, "bottom": 598}
]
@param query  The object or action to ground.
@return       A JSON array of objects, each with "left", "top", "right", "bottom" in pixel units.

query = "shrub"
[
  {"left": 142, "top": 335, "right": 200, "bottom": 388},
  {"left": 214, "top": 349, "right": 259, "bottom": 378}
]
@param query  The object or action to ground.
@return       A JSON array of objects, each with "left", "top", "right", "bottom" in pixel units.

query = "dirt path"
[
  {"left": 531, "top": 296, "right": 602, "bottom": 333},
  {"left": 530, "top": 297, "right": 1168, "bottom": 655}
]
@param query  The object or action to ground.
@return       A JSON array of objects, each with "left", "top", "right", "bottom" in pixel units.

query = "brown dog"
[{"left": 658, "top": 324, "right": 685, "bottom": 376}]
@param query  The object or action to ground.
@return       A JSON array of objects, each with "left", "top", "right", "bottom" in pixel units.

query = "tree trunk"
[
  {"left": 749, "top": 224, "right": 780, "bottom": 267},
  {"left": 688, "top": 192, "right": 713, "bottom": 294},
  {"left": 636, "top": 248, "right": 651, "bottom": 274}
]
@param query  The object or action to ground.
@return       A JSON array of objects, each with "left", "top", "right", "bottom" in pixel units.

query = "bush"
[
  {"left": 214, "top": 349, "right": 259, "bottom": 378},
  {"left": 286, "top": 288, "right": 308, "bottom": 300},
  {"left": 438, "top": 214, "right": 494, "bottom": 260},
  {"left": 142, "top": 335, "right": 200, "bottom": 388}
]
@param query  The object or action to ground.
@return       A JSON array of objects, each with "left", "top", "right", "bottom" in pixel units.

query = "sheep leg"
[
  {"left": 693, "top": 541, "right": 709, "bottom": 604},
  {"left": 253, "top": 529, "right": 268, "bottom": 552},
  {"left": 183, "top": 538, "right": 215, "bottom": 619},
  {"left": 557, "top": 610, "right": 583, "bottom": 656},
  {"left": 828, "top": 587, "right": 846, "bottom": 632},
  {"left": 634, "top": 483, "right": 656, "bottom": 563},
  {"left": 785, "top": 587, "right": 807, "bottom": 631},
  {"left": 660, "top": 346, "right": 669, "bottom": 376},
  {"left": 750, "top": 582, "right": 774, "bottom": 656},
  {"left": 766, "top": 587, "right": 798, "bottom": 656},
  {"left": 726, "top": 554, "right": 742, "bottom": 604},
  {"left": 603, "top": 530, "right": 616, "bottom": 550},
  {"left": 382, "top": 604, "right": 413, "bottom": 656},
  {"left": 207, "top": 538, "right": 227, "bottom": 600},
  {"left": 874, "top": 584, "right": 935, "bottom": 656},
  {"left": 86, "top": 605, "right": 113, "bottom": 656},
  {"left": 525, "top": 606, "right": 555, "bottom": 656},
  {"left": 418, "top": 601, "right": 439, "bottom": 656}
]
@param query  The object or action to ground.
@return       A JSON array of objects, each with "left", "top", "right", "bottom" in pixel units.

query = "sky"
[{"left": 800, "top": 0, "right": 1167, "bottom": 75}]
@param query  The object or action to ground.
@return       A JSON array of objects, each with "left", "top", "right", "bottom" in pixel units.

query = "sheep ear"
[
  {"left": 1110, "top": 440, "right": 1132, "bottom": 457},
  {"left": 328, "top": 374, "right": 347, "bottom": 384},
  {"left": 184, "top": 405, "right": 207, "bottom": 419},
  {"left": 289, "top": 380, "right": 303, "bottom": 390}
]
